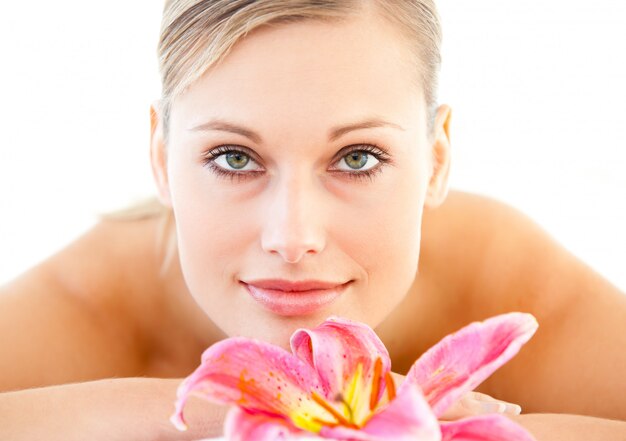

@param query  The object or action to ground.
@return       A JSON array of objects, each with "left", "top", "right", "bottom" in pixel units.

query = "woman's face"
[{"left": 151, "top": 9, "right": 451, "bottom": 349}]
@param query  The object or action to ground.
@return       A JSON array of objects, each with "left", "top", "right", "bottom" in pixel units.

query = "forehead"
[{"left": 170, "top": 10, "right": 425, "bottom": 139}]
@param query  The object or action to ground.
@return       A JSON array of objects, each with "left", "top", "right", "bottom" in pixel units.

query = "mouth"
[{"left": 241, "top": 280, "right": 352, "bottom": 316}]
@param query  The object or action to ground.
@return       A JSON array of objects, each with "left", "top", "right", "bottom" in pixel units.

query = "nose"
[{"left": 260, "top": 170, "right": 326, "bottom": 264}]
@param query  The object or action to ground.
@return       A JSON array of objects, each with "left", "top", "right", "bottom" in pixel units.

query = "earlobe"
[
  {"left": 424, "top": 104, "right": 452, "bottom": 208},
  {"left": 149, "top": 100, "right": 173, "bottom": 208}
]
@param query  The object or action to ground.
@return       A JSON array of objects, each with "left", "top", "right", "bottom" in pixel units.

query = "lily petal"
[
  {"left": 320, "top": 382, "right": 441, "bottom": 441},
  {"left": 440, "top": 414, "right": 537, "bottom": 441},
  {"left": 290, "top": 316, "right": 391, "bottom": 399},
  {"left": 224, "top": 407, "right": 312, "bottom": 441},
  {"left": 171, "top": 337, "right": 325, "bottom": 431},
  {"left": 400, "top": 312, "right": 538, "bottom": 417}
]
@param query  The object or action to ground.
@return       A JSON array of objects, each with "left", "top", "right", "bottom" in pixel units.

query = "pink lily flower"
[{"left": 171, "top": 312, "right": 538, "bottom": 440}]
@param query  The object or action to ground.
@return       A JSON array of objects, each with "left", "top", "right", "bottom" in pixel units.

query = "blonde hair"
[{"left": 103, "top": 0, "right": 442, "bottom": 277}]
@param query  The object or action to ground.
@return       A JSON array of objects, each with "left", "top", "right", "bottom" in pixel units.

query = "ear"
[
  {"left": 424, "top": 104, "right": 452, "bottom": 208},
  {"left": 150, "top": 100, "right": 173, "bottom": 208}
]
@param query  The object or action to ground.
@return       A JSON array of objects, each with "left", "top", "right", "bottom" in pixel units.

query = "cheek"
[
  {"left": 173, "top": 204, "right": 237, "bottom": 307},
  {"left": 354, "top": 183, "right": 424, "bottom": 279},
  {"left": 167, "top": 157, "right": 259, "bottom": 302},
  {"left": 340, "top": 161, "right": 429, "bottom": 314},
  {"left": 168, "top": 144, "right": 259, "bottom": 247}
]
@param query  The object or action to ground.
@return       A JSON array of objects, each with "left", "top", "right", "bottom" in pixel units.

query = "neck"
[{"left": 151, "top": 250, "right": 227, "bottom": 372}]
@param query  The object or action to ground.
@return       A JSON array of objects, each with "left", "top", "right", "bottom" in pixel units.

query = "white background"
[{"left": 0, "top": 1, "right": 625, "bottom": 292}]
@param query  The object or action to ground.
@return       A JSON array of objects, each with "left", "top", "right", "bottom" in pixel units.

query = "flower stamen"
[
  {"left": 384, "top": 371, "right": 396, "bottom": 401},
  {"left": 369, "top": 357, "right": 383, "bottom": 411},
  {"left": 311, "top": 391, "right": 358, "bottom": 429},
  {"left": 311, "top": 417, "right": 340, "bottom": 427},
  {"left": 335, "top": 393, "right": 355, "bottom": 423}
]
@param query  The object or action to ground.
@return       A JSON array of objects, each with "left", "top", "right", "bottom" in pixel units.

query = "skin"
[
  {"left": 150, "top": 10, "right": 451, "bottom": 349},
  {"left": 1, "top": 4, "right": 626, "bottom": 439}
]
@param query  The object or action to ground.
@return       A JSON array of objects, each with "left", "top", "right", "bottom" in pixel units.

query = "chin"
[{"left": 229, "top": 310, "right": 336, "bottom": 350}]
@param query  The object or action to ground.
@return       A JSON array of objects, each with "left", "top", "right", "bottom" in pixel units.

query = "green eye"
[
  {"left": 338, "top": 151, "right": 379, "bottom": 172},
  {"left": 344, "top": 151, "right": 369, "bottom": 169},
  {"left": 225, "top": 152, "right": 250, "bottom": 169},
  {"left": 203, "top": 144, "right": 390, "bottom": 184}
]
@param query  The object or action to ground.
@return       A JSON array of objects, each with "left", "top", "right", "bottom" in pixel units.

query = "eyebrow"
[{"left": 189, "top": 117, "right": 405, "bottom": 143}]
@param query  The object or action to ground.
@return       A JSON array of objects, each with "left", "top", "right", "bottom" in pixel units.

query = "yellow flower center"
[{"left": 290, "top": 357, "right": 396, "bottom": 433}]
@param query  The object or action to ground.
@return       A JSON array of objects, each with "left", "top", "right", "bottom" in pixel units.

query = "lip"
[
  {"left": 243, "top": 279, "right": 348, "bottom": 291},
  {"left": 242, "top": 279, "right": 351, "bottom": 316}
]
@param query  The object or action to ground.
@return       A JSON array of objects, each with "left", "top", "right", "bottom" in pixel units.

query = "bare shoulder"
[
  {"left": 421, "top": 189, "right": 576, "bottom": 318},
  {"left": 422, "top": 190, "right": 626, "bottom": 419},
  {"left": 0, "top": 215, "right": 166, "bottom": 391},
  {"left": 383, "top": 190, "right": 539, "bottom": 372},
  {"left": 43, "top": 214, "right": 168, "bottom": 310}
]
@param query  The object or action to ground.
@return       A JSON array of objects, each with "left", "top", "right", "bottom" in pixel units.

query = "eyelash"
[{"left": 201, "top": 144, "right": 393, "bottom": 184}]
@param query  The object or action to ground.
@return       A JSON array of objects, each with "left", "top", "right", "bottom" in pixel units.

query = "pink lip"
[{"left": 242, "top": 279, "right": 351, "bottom": 316}]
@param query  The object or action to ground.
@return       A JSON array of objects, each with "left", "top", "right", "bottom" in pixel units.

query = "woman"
[{"left": 1, "top": 1, "right": 625, "bottom": 439}]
